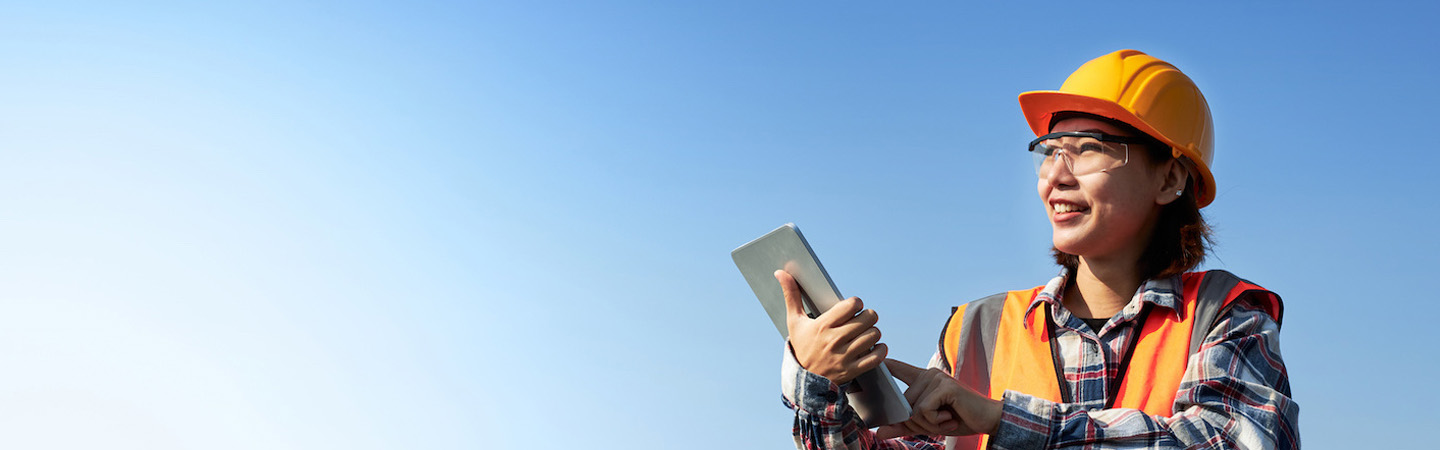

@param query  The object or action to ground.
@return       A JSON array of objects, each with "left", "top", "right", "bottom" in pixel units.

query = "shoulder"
[
  {"left": 1210, "top": 293, "right": 1284, "bottom": 341},
  {"left": 1187, "top": 271, "right": 1287, "bottom": 356},
  {"left": 1182, "top": 269, "right": 1284, "bottom": 326},
  {"left": 1179, "top": 272, "right": 1293, "bottom": 397}
]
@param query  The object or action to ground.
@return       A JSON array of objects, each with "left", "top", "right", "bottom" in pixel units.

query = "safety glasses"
[{"left": 1027, "top": 131, "right": 1145, "bottom": 177}]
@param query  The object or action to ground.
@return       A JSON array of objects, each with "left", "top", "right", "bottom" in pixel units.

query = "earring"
[{"left": 1176, "top": 190, "right": 1183, "bottom": 196}]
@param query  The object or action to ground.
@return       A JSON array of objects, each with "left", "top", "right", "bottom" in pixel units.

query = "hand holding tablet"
[
  {"left": 732, "top": 224, "right": 912, "bottom": 427},
  {"left": 773, "top": 269, "right": 888, "bottom": 386}
]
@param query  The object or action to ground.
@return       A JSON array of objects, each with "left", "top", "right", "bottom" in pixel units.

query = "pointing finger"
[
  {"left": 885, "top": 358, "right": 924, "bottom": 384},
  {"left": 902, "top": 368, "right": 935, "bottom": 406}
]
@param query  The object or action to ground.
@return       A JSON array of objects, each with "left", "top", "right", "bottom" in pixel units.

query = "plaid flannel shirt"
[{"left": 780, "top": 270, "right": 1299, "bottom": 449}]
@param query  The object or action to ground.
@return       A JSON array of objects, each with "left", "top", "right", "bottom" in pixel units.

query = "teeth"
[{"left": 1054, "top": 203, "right": 1083, "bottom": 213}]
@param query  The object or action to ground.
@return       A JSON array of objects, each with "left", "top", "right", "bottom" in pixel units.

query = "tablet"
[{"left": 731, "top": 223, "right": 912, "bottom": 427}]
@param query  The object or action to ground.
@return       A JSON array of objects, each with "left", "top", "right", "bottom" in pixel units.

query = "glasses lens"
[
  {"left": 1030, "top": 135, "right": 1127, "bottom": 177},
  {"left": 1029, "top": 141, "right": 1056, "bottom": 175},
  {"left": 1072, "top": 138, "right": 1126, "bottom": 175}
]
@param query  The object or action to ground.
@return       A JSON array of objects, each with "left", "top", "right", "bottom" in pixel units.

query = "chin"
[{"left": 1050, "top": 233, "right": 1087, "bottom": 256}]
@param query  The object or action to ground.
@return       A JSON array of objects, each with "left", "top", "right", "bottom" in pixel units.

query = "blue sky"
[{"left": 2, "top": 1, "right": 1436, "bottom": 449}]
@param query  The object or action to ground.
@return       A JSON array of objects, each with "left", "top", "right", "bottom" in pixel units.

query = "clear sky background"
[{"left": 2, "top": 1, "right": 1436, "bottom": 449}]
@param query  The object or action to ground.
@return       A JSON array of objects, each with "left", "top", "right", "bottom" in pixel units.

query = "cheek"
[
  {"left": 1094, "top": 185, "right": 1154, "bottom": 223},
  {"left": 1036, "top": 180, "right": 1051, "bottom": 210}
]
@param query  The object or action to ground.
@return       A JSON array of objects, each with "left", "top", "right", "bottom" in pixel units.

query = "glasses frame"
[{"left": 1027, "top": 131, "right": 1145, "bottom": 176}]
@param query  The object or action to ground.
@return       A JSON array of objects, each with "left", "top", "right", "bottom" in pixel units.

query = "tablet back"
[{"left": 731, "top": 223, "right": 843, "bottom": 338}]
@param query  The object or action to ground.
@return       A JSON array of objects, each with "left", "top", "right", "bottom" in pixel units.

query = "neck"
[{"left": 1063, "top": 255, "right": 1144, "bottom": 319}]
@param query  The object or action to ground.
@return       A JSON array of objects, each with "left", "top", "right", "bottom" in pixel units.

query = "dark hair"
[{"left": 1047, "top": 113, "right": 1213, "bottom": 280}]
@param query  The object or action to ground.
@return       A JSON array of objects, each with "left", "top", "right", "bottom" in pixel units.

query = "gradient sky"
[{"left": 2, "top": 1, "right": 1437, "bottom": 449}]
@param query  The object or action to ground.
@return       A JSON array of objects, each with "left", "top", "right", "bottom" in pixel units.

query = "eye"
[
  {"left": 1078, "top": 142, "right": 1106, "bottom": 154},
  {"left": 1033, "top": 142, "right": 1058, "bottom": 156}
]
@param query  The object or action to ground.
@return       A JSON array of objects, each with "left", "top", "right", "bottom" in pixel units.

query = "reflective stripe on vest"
[{"left": 937, "top": 270, "right": 1282, "bottom": 450}]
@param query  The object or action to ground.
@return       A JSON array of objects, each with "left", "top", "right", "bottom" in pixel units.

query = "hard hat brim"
[{"left": 1018, "top": 90, "right": 1216, "bottom": 207}]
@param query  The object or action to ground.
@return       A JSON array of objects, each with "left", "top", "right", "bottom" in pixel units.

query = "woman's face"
[{"left": 1038, "top": 117, "right": 1175, "bottom": 262}]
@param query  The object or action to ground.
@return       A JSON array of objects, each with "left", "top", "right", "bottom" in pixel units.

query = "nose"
[{"left": 1041, "top": 149, "right": 1078, "bottom": 187}]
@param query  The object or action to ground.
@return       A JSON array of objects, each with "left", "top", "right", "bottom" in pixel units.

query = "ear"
[{"left": 1155, "top": 158, "right": 1190, "bottom": 206}]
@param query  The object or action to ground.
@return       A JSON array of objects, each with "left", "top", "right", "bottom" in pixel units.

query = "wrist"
[
  {"left": 982, "top": 397, "right": 1004, "bottom": 434},
  {"left": 782, "top": 342, "right": 847, "bottom": 417},
  {"left": 786, "top": 340, "right": 804, "bottom": 369}
]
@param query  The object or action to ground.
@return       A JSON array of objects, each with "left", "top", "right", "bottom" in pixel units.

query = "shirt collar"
[{"left": 1024, "top": 267, "right": 1185, "bottom": 328}]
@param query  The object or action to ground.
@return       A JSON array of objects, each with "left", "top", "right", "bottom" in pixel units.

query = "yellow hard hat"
[{"left": 1019, "top": 49, "right": 1217, "bottom": 208}]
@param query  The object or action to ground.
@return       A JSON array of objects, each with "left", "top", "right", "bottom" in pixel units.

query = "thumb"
[
  {"left": 774, "top": 270, "right": 807, "bottom": 320},
  {"left": 885, "top": 358, "right": 924, "bottom": 384},
  {"left": 873, "top": 423, "right": 909, "bottom": 440}
]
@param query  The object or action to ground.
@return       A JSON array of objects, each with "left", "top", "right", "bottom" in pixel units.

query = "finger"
[
  {"left": 816, "top": 296, "right": 863, "bottom": 328},
  {"left": 885, "top": 358, "right": 925, "bottom": 384},
  {"left": 920, "top": 401, "right": 959, "bottom": 435},
  {"left": 914, "top": 418, "right": 938, "bottom": 436},
  {"left": 851, "top": 343, "right": 888, "bottom": 376},
  {"left": 936, "top": 418, "right": 963, "bottom": 435},
  {"left": 774, "top": 270, "right": 807, "bottom": 321},
  {"left": 844, "top": 327, "right": 882, "bottom": 356},
  {"left": 907, "top": 401, "right": 942, "bottom": 435},
  {"left": 884, "top": 410, "right": 963, "bottom": 437},
  {"left": 902, "top": 369, "right": 935, "bottom": 406},
  {"left": 908, "top": 411, "right": 942, "bottom": 436},
  {"left": 849, "top": 307, "right": 879, "bottom": 328},
  {"left": 831, "top": 309, "right": 879, "bottom": 341},
  {"left": 873, "top": 424, "right": 902, "bottom": 440},
  {"left": 903, "top": 419, "right": 929, "bottom": 437},
  {"left": 933, "top": 410, "right": 953, "bottom": 423},
  {"left": 874, "top": 423, "right": 912, "bottom": 440},
  {"left": 901, "top": 370, "right": 952, "bottom": 435},
  {"left": 900, "top": 365, "right": 938, "bottom": 406},
  {"left": 914, "top": 388, "right": 958, "bottom": 434},
  {"left": 876, "top": 418, "right": 929, "bottom": 440}
]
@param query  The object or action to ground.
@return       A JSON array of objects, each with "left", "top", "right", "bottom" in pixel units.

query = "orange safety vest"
[{"left": 937, "top": 270, "right": 1282, "bottom": 450}]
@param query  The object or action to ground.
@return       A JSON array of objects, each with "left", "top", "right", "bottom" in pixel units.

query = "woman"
[{"left": 777, "top": 49, "right": 1298, "bottom": 449}]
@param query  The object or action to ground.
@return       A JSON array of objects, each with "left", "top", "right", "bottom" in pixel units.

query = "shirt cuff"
[
  {"left": 988, "top": 390, "right": 1057, "bottom": 450},
  {"left": 780, "top": 342, "right": 849, "bottom": 419}
]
